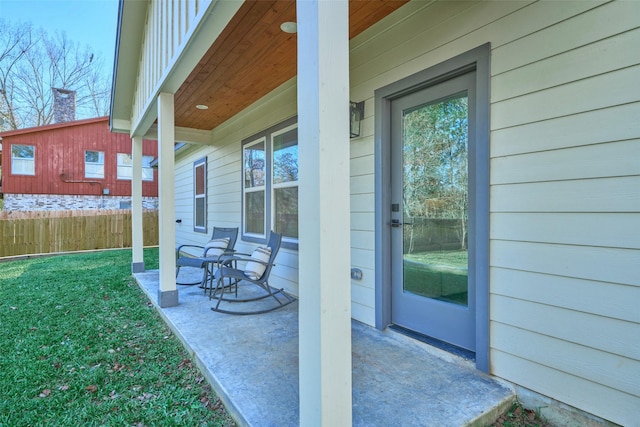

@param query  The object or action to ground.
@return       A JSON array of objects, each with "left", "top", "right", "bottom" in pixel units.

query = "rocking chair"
[
  {"left": 175, "top": 227, "right": 238, "bottom": 289},
  {"left": 210, "top": 231, "right": 296, "bottom": 315}
]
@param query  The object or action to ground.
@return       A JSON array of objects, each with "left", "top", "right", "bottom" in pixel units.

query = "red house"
[{"left": 0, "top": 116, "right": 158, "bottom": 211}]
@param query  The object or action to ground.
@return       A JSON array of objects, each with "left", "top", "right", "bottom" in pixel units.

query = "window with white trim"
[
  {"left": 242, "top": 118, "right": 298, "bottom": 248},
  {"left": 194, "top": 157, "right": 207, "bottom": 233},
  {"left": 117, "top": 153, "right": 154, "bottom": 181},
  {"left": 11, "top": 144, "right": 35, "bottom": 175},
  {"left": 85, "top": 150, "right": 105, "bottom": 178}
]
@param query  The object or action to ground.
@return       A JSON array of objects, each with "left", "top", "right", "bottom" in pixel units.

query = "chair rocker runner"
[
  {"left": 210, "top": 231, "right": 296, "bottom": 315},
  {"left": 175, "top": 227, "right": 238, "bottom": 290}
]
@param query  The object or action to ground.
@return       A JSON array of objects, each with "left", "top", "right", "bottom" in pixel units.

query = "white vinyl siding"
[
  {"left": 347, "top": 1, "right": 639, "bottom": 425},
  {"left": 487, "top": 3, "right": 639, "bottom": 426}
]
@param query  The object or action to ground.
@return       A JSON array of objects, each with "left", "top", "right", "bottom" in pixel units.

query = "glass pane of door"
[{"left": 402, "top": 94, "right": 469, "bottom": 306}]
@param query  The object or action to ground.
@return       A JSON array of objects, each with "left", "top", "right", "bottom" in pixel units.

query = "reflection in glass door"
[
  {"left": 402, "top": 94, "right": 469, "bottom": 306},
  {"left": 391, "top": 71, "right": 476, "bottom": 352}
]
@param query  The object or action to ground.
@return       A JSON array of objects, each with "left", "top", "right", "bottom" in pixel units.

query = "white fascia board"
[
  {"left": 110, "top": 0, "right": 147, "bottom": 132},
  {"left": 110, "top": 118, "right": 133, "bottom": 134}
]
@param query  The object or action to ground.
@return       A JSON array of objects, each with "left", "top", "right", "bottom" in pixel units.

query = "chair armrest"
[
  {"left": 176, "top": 244, "right": 205, "bottom": 253},
  {"left": 220, "top": 255, "right": 274, "bottom": 268}
]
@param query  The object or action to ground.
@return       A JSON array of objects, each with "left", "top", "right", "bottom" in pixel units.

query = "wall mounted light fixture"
[{"left": 350, "top": 101, "right": 365, "bottom": 138}]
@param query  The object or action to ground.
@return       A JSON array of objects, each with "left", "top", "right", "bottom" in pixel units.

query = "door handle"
[{"left": 390, "top": 219, "right": 413, "bottom": 227}]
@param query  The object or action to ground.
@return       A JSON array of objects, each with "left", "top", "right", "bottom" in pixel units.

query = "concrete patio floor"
[{"left": 135, "top": 268, "right": 514, "bottom": 426}]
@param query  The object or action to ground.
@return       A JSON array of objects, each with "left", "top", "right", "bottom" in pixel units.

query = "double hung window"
[
  {"left": 117, "top": 153, "right": 154, "bottom": 181},
  {"left": 11, "top": 144, "right": 35, "bottom": 175},
  {"left": 85, "top": 150, "right": 105, "bottom": 178},
  {"left": 242, "top": 118, "right": 298, "bottom": 248},
  {"left": 194, "top": 157, "right": 207, "bottom": 233}
]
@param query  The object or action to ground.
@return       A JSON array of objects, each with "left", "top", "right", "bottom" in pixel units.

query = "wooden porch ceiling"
[{"left": 173, "top": 0, "right": 409, "bottom": 131}]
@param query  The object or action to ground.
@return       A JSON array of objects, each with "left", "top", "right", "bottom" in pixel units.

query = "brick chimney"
[{"left": 52, "top": 88, "right": 76, "bottom": 123}]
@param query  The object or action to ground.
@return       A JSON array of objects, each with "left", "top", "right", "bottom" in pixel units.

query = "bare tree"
[
  {"left": 0, "top": 19, "right": 111, "bottom": 131},
  {"left": 402, "top": 96, "right": 469, "bottom": 252},
  {"left": 0, "top": 19, "right": 38, "bottom": 130}
]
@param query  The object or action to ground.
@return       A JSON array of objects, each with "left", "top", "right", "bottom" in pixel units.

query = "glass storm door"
[{"left": 390, "top": 71, "right": 476, "bottom": 352}]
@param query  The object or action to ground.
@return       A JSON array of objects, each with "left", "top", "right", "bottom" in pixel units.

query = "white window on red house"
[
  {"left": 11, "top": 144, "right": 35, "bottom": 175},
  {"left": 85, "top": 150, "right": 105, "bottom": 178}
]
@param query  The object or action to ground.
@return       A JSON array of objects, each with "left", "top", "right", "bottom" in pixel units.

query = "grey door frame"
[{"left": 374, "top": 44, "right": 491, "bottom": 372}]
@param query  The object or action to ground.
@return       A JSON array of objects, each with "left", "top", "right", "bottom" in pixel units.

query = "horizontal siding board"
[
  {"left": 211, "top": 182, "right": 238, "bottom": 197},
  {"left": 351, "top": 247, "right": 375, "bottom": 271},
  {"left": 491, "top": 295, "right": 640, "bottom": 361},
  {"left": 351, "top": 193, "right": 374, "bottom": 213},
  {"left": 491, "top": 350, "right": 639, "bottom": 427},
  {"left": 351, "top": 283, "right": 374, "bottom": 308},
  {"left": 491, "top": 177, "right": 640, "bottom": 213},
  {"left": 350, "top": 1, "right": 599, "bottom": 100},
  {"left": 351, "top": 301, "right": 375, "bottom": 326},
  {"left": 209, "top": 201, "right": 237, "bottom": 214},
  {"left": 491, "top": 140, "right": 640, "bottom": 184},
  {"left": 490, "top": 212, "right": 640, "bottom": 249},
  {"left": 350, "top": 0, "right": 482, "bottom": 77},
  {"left": 208, "top": 191, "right": 239, "bottom": 205},
  {"left": 350, "top": 174, "right": 374, "bottom": 194},
  {"left": 492, "top": 102, "right": 640, "bottom": 157},
  {"left": 478, "top": 0, "right": 604, "bottom": 52},
  {"left": 351, "top": 0, "right": 602, "bottom": 87},
  {"left": 349, "top": 136, "right": 375, "bottom": 159},
  {"left": 350, "top": 154, "right": 374, "bottom": 177},
  {"left": 211, "top": 159, "right": 240, "bottom": 177},
  {"left": 491, "top": 267, "right": 640, "bottom": 324},
  {"left": 492, "top": 322, "right": 640, "bottom": 397},
  {"left": 211, "top": 170, "right": 240, "bottom": 187},
  {"left": 493, "top": 28, "right": 640, "bottom": 102},
  {"left": 351, "top": 212, "right": 374, "bottom": 232},
  {"left": 492, "top": 66, "right": 640, "bottom": 130},
  {"left": 351, "top": 230, "right": 374, "bottom": 251},
  {"left": 492, "top": 0, "right": 640, "bottom": 75},
  {"left": 491, "top": 240, "right": 640, "bottom": 286}
]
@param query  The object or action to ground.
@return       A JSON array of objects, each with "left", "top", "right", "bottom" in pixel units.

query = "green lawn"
[
  {"left": 403, "top": 250, "right": 469, "bottom": 305},
  {"left": 0, "top": 248, "right": 235, "bottom": 426}
]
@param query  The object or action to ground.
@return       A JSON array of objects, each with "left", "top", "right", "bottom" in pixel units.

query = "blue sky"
[{"left": 0, "top": 0, "right": 119, "bottom": 69}]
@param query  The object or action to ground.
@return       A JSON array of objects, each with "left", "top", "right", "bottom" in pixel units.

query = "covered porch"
[
  {"left": 135, "top": 269, "right": 513, "bottom": 426},
  {"left": 112, "top": 0, "right": 504, "bottom": 423}
]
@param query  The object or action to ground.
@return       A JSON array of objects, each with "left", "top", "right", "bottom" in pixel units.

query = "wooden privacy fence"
[{"left": 0, "top": 209, "right": 159, "bottom": 258}]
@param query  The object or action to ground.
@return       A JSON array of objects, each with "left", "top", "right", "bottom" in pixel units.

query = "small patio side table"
[{"left": 201, "top": 254, "right": 237, "bottom": 296}]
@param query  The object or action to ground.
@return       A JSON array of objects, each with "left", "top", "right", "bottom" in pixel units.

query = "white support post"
[
  {"left": 157, "top": 92, "right": 178, "bottom": 307},
  {"left": 131, "top": 136, "right": 145, "bottom": 273},
  {"left": 297, "top": 1, "right": 352, "bottom": 426}
]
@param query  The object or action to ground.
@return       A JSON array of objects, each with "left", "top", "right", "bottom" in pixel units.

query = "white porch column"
[
  {"left": 131, "top": 136, "right": 145, "bottom": 273},
  {"left": 157, "top": 92, "right": 178, "bottom": 307},
  {"left": 297, "top": 1, "right": 352, "bottom": 425}
]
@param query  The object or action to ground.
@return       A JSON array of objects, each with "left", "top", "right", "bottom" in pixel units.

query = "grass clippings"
[{"left": 0, "top": 248, "right": 235, "bottom": 426}]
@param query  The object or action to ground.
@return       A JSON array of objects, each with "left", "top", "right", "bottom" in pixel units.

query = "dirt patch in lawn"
[{"left": 487, "top": 401, "right": 553, "bottom": 427}]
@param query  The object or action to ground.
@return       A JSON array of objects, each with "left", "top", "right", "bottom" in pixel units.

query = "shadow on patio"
[{"left": 135, "top": 269, "right": 514, "bottom": 426}]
